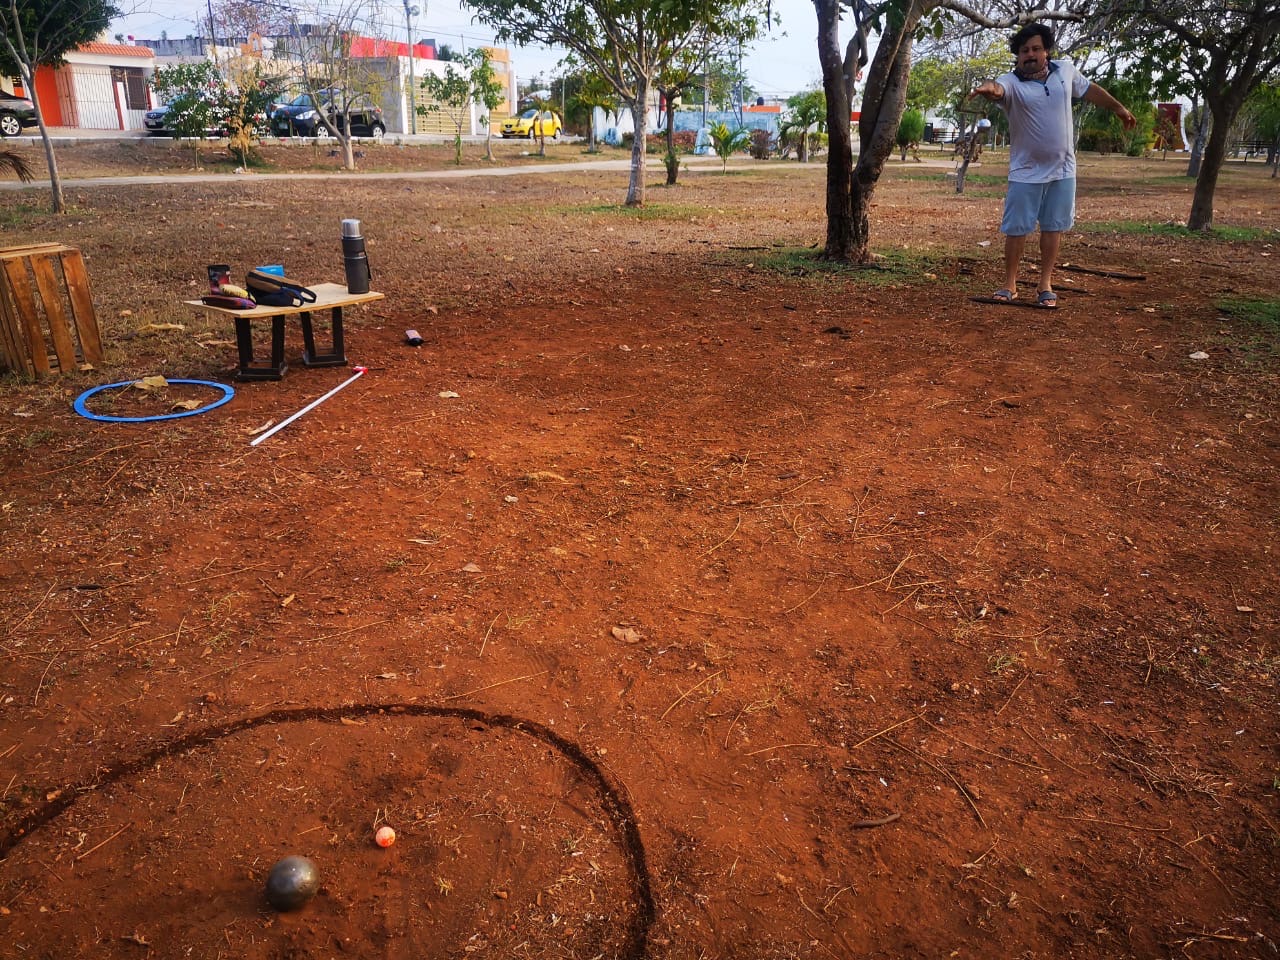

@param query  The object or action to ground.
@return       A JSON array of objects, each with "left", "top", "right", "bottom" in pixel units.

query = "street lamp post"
[{"left": 403, "top": 1, "right": 419, "bottom": 134}]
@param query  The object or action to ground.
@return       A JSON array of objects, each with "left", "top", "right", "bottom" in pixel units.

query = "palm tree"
[
  {"left": 708, "top": 121, "right": 751, "bottom": 172},
  {"left": 1, "top": 150, "right": 34, "bottom": 181},
  {"left": 780, "top": 89, "right": 826, "bottom": 163}
]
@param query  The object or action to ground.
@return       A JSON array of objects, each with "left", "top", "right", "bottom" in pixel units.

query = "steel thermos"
[{"left": 341, "top": 218, "right": 371, "bottom": 294}]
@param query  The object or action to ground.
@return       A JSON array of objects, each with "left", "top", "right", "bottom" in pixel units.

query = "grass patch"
[
  {"left": 1082, "top": 220, "right": 1278, "bottom": 242},
  {"left": 0, "top": 202, "right": 55, "bottom": 228},
  {"left": 726, "top": 244, "right": 952, "bottom": 285},
  {"left": 563, "top": 202, "right": 708, "bottom": 221},
  {"left": 1215, "top": 297, "right": 1280, "bottom": 363}
]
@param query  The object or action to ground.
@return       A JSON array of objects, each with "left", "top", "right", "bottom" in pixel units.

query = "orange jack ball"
[{"left": 375, "top": 826, "right": 396, "bottom": 848}]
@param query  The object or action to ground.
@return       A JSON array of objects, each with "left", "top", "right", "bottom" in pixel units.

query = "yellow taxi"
[{"left": 500, "top": 109, "right": 563, "bottom": 139}]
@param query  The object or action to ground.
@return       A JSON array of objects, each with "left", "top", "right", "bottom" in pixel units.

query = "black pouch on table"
[{"left": 245, "top": 270, "right": 318, "bottom": 308}]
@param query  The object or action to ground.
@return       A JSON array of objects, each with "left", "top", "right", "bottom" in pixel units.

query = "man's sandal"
[
  {"left": 992, "top": 289, "right": 1016, "bottom": 302},
  {"left": 1036, "top": 290, "right": 1058, "bottom": 309}
]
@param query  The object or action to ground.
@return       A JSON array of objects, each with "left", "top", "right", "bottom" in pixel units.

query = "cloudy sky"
[{"left": 110, "top": 0, "right": 835, "bottom": 99}]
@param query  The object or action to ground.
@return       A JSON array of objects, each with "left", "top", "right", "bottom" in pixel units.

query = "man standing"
[{"left": 969, "top": 23, "right": 1136, "bottom": 308}]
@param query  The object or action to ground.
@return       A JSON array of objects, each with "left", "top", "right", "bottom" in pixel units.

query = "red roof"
[{"left": 75, "top": 42, "right": 155, "bottom": 58}]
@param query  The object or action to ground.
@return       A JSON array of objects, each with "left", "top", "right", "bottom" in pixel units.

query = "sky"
[{"left": 108, "top": 0, "right": 833, "bottom": 100}]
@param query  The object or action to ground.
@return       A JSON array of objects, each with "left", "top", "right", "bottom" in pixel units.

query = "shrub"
[{"left": 749, "top": 128, "right": 773, "bottom": 159}]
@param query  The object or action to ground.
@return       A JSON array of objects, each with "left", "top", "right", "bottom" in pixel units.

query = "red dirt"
[{"left": 1, "top": 146, "right": 1278, "bottom": 959}]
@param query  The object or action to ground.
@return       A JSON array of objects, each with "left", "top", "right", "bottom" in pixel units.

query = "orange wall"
[{"left": 34, "top": 66, "right": 62, "bottom": 126}]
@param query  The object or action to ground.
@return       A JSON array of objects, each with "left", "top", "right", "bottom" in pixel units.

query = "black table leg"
[{"left": 301, "top": 306, "right": 348, "bottom": 367}]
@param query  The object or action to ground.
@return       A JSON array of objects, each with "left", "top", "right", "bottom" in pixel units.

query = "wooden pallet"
[{"left": 0, "top": 243, "right": 103, "bottom": 377}]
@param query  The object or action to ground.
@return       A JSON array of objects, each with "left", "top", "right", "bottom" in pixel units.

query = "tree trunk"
[
  {"left": 625, "top": 80, "right": 650, "bottom": 207},
  {"left": 486, "top": 129, "right": 494, "bottom": 162},
  {"left": 848, "top": 3, "right": 922, "bottom": 262},
  {"left": 22, "top": 64, "right": 65, "bottom": 213},
  {"left": 665, "top": 91, "right": 679, "bottom": 186},
  {"left": 1186, "top": 105, "right": 1209, "bottom": 179},
  {"left": 1188, "top": 95, "right": 1238, "bottom": 231},
  {"left": 815, "top": 0, "right": 852, "bottom": 258},
  {"left": 816, "top": 0, "right": 925, "bottom": 262}
]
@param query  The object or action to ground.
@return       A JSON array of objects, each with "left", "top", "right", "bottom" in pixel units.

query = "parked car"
[
  {"left": 0, "top": 92, "right": 38, "bottom": 138},
  {"left": 500, "top": 109, "right": 562, "bottom": 140},
  {"left": 142, "top": 104, "right": 231, "bottom": 138},
  {"left": 271, "top": 91, "right": 385, "bottom": 139}
]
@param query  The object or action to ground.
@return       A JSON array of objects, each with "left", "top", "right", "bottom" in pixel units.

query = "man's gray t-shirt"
[{"left": 996, "top": 59, "right": 1091, "bottom": 183}]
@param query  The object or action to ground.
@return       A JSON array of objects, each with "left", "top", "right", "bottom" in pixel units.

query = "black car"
[
  {"left": 271, "top": 91, "right": 385, "bottom": 139},
  {"left": 0, "top": 91, "right": 38, "bottom": 138}
]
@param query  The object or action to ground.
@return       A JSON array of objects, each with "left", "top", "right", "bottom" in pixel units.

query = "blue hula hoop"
[{"left": 73, "top": 379, "right": 235, "bottom": 423}]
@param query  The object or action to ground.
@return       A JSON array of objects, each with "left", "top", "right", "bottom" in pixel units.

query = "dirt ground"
[{"left": 1, "top": 139, "right": 1278, "bottom": 959}]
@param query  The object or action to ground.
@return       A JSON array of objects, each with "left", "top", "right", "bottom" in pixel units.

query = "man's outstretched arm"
[{"left": 1082, "top": 84, "right": 1137, "bottom": 129}]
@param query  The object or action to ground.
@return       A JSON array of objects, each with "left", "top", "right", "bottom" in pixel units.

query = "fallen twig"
[
  {"left": 76, "top": 822, "right": 132, "bottom": 861},
  {"left": 660, "top": 670, "right": 723, "bottom": 721},
  {"left": 438, "top": 670, "right": 549, "bottom": 702},
  {"left": 699, "top": 514, "right": 742, "bottom": 558},
  {"left": 887, "top": 737, "right": 986, "bottom": 829},
  {"left": 33, "top": 647, "right": 64, "bottom": 706},
  {"left": 745, "top": 742, "right": 824, "bottom": 757},
  {"left": 478, "top": 613, "right": 501, "bottom": 657},
  {"left": 848, "top": 713, "right": 922, "bottom": 751},
  {"left": 850, "top": 812, "right": 901, "bottom": 829}
]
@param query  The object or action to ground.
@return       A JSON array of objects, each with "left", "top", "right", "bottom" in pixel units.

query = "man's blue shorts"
[{"left": 1001, "top": 178, "right": 1076, "bottom": 236}]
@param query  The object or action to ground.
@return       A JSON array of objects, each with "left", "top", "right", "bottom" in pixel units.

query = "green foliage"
[
  {"left": 708, "top": 120, "right": 751, "bottom": 172},
  {"left": 896, "top": 108, "right": 925, "bottom": 154},
  {"left": 222, "top": 65, "right": 284, "bottom": 166},
  {"left": 570, "top": 73, "right": 616, "bottom": 150},
  {"left": 780, "top": 88, "right": 825, "bottom": 162},
  {"left": 152, "top": 61, "right": 226, "bottom": 141},
  {"left": 468, "top": 0, "right": 773, "bottom": 202},
  {"left": 1078, "top": 74, "right": 1155, "bottom": 157},
  {"left": 419, "top": 60, "right": 476, "bottom": 164},
  {"left": 0, "top": 0, "right": 121, "bottom": 75},
  {"left": 471, "top": 50, "right": 505, "bottom": 161}
]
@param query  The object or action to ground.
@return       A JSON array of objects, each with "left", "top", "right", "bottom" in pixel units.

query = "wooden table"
[{"left": 185, "top": 282, "right": 384, "bottom": 381}]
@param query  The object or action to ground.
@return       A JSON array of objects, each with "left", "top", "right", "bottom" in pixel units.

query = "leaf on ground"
[
  {"left": 141, "top": 323, "right": 186, "bottom": 332},
  {"left": 132, "top": 375, "right": 169, "bottom": 391},
  {"left": 523, "top": 470, "right": 568, "bottom": 484},
  {"left": 171, "top": 400, "right": 202, "bottom": 411},
  {"left": 461, "top": 562, "right": 482, "bottom": 573},
  {"left": 439, "top": 390, "right": 461, "bottom": 398},
  {"left": 611, "top": 625, "right": 643, "bottom": 644},
  {"left": 247, "top": 420, "right": 276, "bottom": 436}
]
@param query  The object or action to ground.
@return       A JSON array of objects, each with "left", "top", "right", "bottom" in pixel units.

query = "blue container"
[{"left": 256, "top": 264, "right": 285, "bottom": 276}]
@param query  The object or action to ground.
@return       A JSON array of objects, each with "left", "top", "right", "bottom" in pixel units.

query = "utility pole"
[{"left": 403, "top": 1, "right": 419, "bottom": 134}]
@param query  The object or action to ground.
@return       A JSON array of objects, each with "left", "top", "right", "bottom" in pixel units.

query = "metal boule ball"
[{"left": 265, "top": 855, "right": 320, "bottom": 911}]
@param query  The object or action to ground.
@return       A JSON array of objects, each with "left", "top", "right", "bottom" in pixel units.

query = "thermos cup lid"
[{"left": 341, "top": 219, "right": 362, "bottom": 237}]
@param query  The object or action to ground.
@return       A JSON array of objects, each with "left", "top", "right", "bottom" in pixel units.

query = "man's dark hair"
[{"left": 1010, "top": 22, "right": 1054, "bottom": 55}]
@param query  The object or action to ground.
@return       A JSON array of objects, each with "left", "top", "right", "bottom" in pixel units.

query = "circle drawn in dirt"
[
  {"left": 0, "top": 704, "right": 653, "bottom": 959},
  {"left": 73, "top": 378, "right": 235, "bottom": 422}
]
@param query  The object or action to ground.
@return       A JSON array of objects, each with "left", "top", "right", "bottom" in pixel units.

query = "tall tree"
[
  {"left": 468, "top": 0, "right": 771, "bottom": 206},
  {"left": 1112, "top": 0, "right": 1280, "bottom": 229},
  {"left": 277, "top": 0, "right": 389, "bottom": 171},
  {"left": 471, "top": 49, "right": 507, "bottom": 161},
  {"left": 0, "top": 0, "right": 122, "bottom": 213}
]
